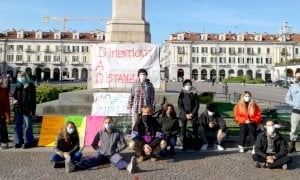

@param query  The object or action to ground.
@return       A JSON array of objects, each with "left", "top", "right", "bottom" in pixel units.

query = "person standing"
[
  {"left": 198, "top": 103, "right": 226, "bottom": 151},
  {"left": 128, "top": 68, "right": 155, "bottom": 128},
  {"left": 0, "top": 74, "right": 11, "bottom": 149},
  {"left": 234, "top": 91, "right": 262, "bottom": 153},
  {"left": 253, "top": 120, "right": 291, "bottom": 169},
  {"left": 178, "top": 79, "right": 200, "bottom": 151},
  {"left": 285, "top": 68, "right": 300, "bottom": 153},
  {"left": 13, "top": 71, "right": 36, "bottom": 148}
]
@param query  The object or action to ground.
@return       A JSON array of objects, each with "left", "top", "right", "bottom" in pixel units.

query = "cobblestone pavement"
[{"left": 1, "top": 146, "right": 299, "bottom": 180}]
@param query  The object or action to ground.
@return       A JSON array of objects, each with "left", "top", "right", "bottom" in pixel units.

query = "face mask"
[
  {"left": 266, "top": 126, "right": 275, "bottom": 134},
  {"left": 184, "top": 85, "right": 192, "bottom": 91},
  {"left": 207, "top": 111, "right": 214, "bottom": 116},
  {"left": 67, "top": 127, "right": 74, "bottom": 134},
  {"left": 18, "top": 77, "right": 26, "bottom": 83},
  {"left": 244, "top": 96, "right": 251, "bottom": 103},
  {"left": 105, "top": 123, "right": 113, "bottom": 130},
  {"left": 139, "top": 75, "right": 147, "bottom": 82}
]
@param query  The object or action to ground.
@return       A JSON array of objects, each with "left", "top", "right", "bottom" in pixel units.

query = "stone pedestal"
[{"left": 105, "top": 0, "right": 151, "bottom": 43}]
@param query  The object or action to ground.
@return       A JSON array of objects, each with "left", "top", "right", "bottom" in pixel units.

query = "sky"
[{"left": 0, "top": 0, "right": 300, "bottom": 45}]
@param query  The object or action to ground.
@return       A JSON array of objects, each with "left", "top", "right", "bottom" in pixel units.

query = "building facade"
[
  {"left": 0, "top": 30, "right": 105, "bottom": 81},
  {"left": 160, "top": 29, "right": 300, "bottom": 82}
]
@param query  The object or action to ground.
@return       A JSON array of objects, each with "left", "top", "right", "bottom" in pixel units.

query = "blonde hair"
[
  {"left": 238, "top": 91, "right": 255, "bottom": 116},
  {"left": 141, "top": 105, "right": 153, "bottom": 114},
  {"left": 58, "top": 121, "right": 79, "bottom": 141}
]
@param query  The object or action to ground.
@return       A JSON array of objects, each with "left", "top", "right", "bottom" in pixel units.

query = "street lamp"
[{"left": 279, "top": 21, "right": 292, "bottom": 87}]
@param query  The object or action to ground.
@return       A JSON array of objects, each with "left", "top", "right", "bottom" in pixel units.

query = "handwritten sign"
[
  {"left": 84, "top": 116, "right": 104, "bottom": 146},
  {"left": 91, "top": 43, "right": 160, "bottom": 88},
  {"left": 91, "top": 93, "right": 130, "bottom": 116},
  {"left": 65, "top": 116, "right": 86, "bottom": 150},
  {"left": 38, "top": 116, "right": 65, "bottom": 147}
]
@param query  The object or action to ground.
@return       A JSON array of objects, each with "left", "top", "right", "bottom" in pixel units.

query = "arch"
[
  {"left": 72, "top": 68, "right": 79, "bottom": 80},
  {"left": 219, "top": 69, "right": 225, "bottom": 81},
  {"left": 35, "top": 68, "right": 42, "bottom": 82},
  {"left": 53, "top": 68, "right": 60, "bottom": 81},
  {"left": 192, "top": 69, "right": 198, "bottom": 81},
  {"left": 287, "top": 68, "right": 294, "bottom": 79},
  {"left": 210, "top": 69, "right": 216, "bottom": 80},
  {"left": 43, "top": 68, "right": 50, "bottom": 81},
  {"left": 228, "top": 69, "right": 234, "bottom": 78},
  {"left": 177, "top": 69, "right": 184, "bottom": 82},
  {"left": 265, "top": 70, "right": 271, "bottom": 81},
  {"left": 81, "top": 68, "right": 88, "bottom": 81},
  {"left": 247, "top": 70, "right": 253, "bottom": 79},
  {"left": 256, "top": 70, "right": 262, "bottom": 79},
  {"left": 237, "top": 69, "right": 244, "bottom": 76},
  {"left": 201, "top": 69, "right": 207, "bottom": 80}
]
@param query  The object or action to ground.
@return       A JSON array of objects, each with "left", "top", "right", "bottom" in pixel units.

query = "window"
[
  {"left": 64, "top": 46, "right": 70, "bottom": 52},
  {"left": 7, "top": 45, "right": 14, "bottom": 51},
  {"left": 26, "top": 45, "right": 32, "bottom": 52},
  {"left": 229, "top": 57, "right": 235, "bottom": 64},
  {"left": 247, "top": 48, "right": 253, "bottom": 55},
  {"left": 238, "top": 57, "right": 244, "bottom": 64},
  {"left": 7, "top": 55, "right": 14, "bottom": 62},
  {"left": 238, "top": 48, "right": 244, "bottom": 54},
  {"left": 247, "top": 57, "right": 253, "bottom": 64},
  {"left": 295, "top": 48, "right": 299, "bottom": 55},
  {"left": 73, "top": 46, "right": 79, "bottom": 53},
  {"left": 83, "top": 56, "right": 87, "bottom": 63},
  {"left": 17, "top": 45, "right": 23, "bottom": 52},
  {"left": 201, "top": 47, "right": 208, "bottom": 53},
  {"left": 37, "top": 45, "right": 41, "bottom": 52},
  {"left": 64, "top": 56, "right": 68, "bottom": 63},
  {"left": 257, "top": 48, "right": 261, "bottom": 54},
  {"left": 219, "top": 57, "right": 226, "bottom": 64},
  {"left": 27, "top": 55, "right": 31, "bottom": 62},
  {"left": 192, "top": 57, "right": 199, "bottom": 64},
  {"left": 45, "top": 45, "right": 51, "bottom": 53},
  {"left": 16, "top": 55, "right": 23, "bottom": 61},
  {"left": 179, "top": 57, "right": 183, "bottom": 63},
  {"left": 201, "top": 57, "right": 206, "bottom": 64},
  {"left": 256, "top": 58, "right": 263, "bottom": 64},
  {"left": 267, "top": 48, "right": 270, "bottom": 54},
  {"left": 219, "top": 47, "right": 226, "bottom": 54},
  {"left": 178, "top": 47, "right": 185, "bottom": 54},
  {"left": 55, "top": 46, "right": 61, "bottom": 52},
  {"left": 36, "top": 55, "right": 40, "bottom": 62},
  {"left": 229, "top": 47, "right": 235, "bottom": 54},
  {"left": 192, "top": 47, "right": 198, "bottom": 53},
  {"left": 44, "top": 55, "right": 51, "bottom": 62},
  {"left": 54, "top": 55, "right": 60, "bottom": 62},
  {"left": 72, "top": 56, "right": 79, "bottom": 62},
  {"left": 210, "top": 57, "right": 217, "bottom": 63},
  {"left": 266, "top": 58, "right": 272, "bottom": 64},
  {"left": 82, "top": 46, "right": 89, "bottom": 53}
]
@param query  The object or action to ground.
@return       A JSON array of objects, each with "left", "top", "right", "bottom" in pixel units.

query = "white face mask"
[
  {"left": 18, "top": 77, "right": 26, "bottom": 83},
  {"left": 184, "top": 85, "right": 192, "bottom": 91},
  {"left": 244, "top": 96, "right": 251, "bottom": 102},
  {"left": 266, "top": 126, "right": 275, "bottom": 134},
  {"left": 67, "top": 127, "right": 75, "bottom": 134},
  {"left": 139, "top": 74, "right": 147, "bottom": 82},
  {"left": 207, "top": 111, "right": 214, "bottom": 116}
]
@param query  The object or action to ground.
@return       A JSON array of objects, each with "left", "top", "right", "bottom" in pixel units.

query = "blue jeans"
[
  {"left": 50, "top": 151, "right": 82, "bottom": 163},
  {"left": 76, "top": 152, "right": 128, "bottom": 170},
  {"left": 14, "top": 112, "right": 34, "bottom": 144},
  {"left": 160, "top": 135, "right": 177, "bottom": 156}
]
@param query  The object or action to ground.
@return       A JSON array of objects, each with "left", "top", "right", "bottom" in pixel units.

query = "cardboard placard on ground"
[{"left": 84, "top": 116, "right": 104, "bottom": 146}]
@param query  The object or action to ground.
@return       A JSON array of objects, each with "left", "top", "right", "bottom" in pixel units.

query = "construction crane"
[{"left": 42, "top": 16, "right": 110, "bottom": 32}]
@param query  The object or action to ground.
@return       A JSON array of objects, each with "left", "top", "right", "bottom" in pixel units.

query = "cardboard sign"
[
  {"left": 38, "top": 116, "right": 65, "bottom": 146},
  {"left": 65, "top": 116, "right": 86, "bottom": 150},
  {"left": 91, "top": 93, "right": 130, "bottom": 116},
  {"left": 84, "top": 116, "right": 104, "bottom": 146},
  {"left": 91, "top": 43, "right": 160, "bottom": 88}
]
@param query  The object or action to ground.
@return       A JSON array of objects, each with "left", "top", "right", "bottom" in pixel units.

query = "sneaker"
[
  {"left": 150, "top": 155, "right": 158, "bottom": 162},
  {"left": 255, "top": 162, "right": 266, "bottom": 168},
  {"left": 65, "top": 156, "right": 75, "bottom": 173},
  {"left": 216, "top": 144, "right": 225, "bottom": 151},
  {"left": 201, "top": 144, "right": 208, "bottom": 150},
  {"left": 0, "top": 143, "right": 8, "bottom": 149},
  {"left": 127, "top": 156, "right": 138, "bottom": 174},
  {"left": 252, "top": 146, "right": 255, "bottom": 154},
  {"left": 282, "top": 164, "right": 288, "bottom": 170},
  {"left": 137, "top": 155, "right": 144, "bottom": 163},
  {"left": 238, "top": 145, "right": 245, "bottom": 153}
]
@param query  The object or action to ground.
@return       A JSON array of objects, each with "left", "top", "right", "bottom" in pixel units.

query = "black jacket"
[
  {"left": 254, "top": 132, "right": 289, "bottom": 159},
  {"left": 131, "top": 115, "right": 164, "bottom": 148},
  {"left": 158, "top": 116, "right": 180, "bottom": 136},
  {"left": 13, "top": 82, "right": 36, "bottom": 115},
  {"left": 178, "top": 88, "right": 199, "bottom": 121},
  {"left": 198, "top": 111, "right": 226, "bottom": 132}
]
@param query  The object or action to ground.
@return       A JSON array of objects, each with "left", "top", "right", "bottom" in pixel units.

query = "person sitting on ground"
[
  {"left": 253, "top": 119, "right": 292, "bottom": 169},
  {"left": 234, "top": 91, "right": 262, "bottom": 153},
  {"left": 158, "top": 103, "right": 180, "bottom": 157},
  {"left": 129, "top": 105, "right": 167, "bottom": 163},
  {"left": 50, "top": 121, "right": 82, "bottom": 173},
  {"left": 75, "top": 116, "right": 138, "bottom": 174},
  {"left": 198, "top": 103, "right": 226, "bottom": 151}
]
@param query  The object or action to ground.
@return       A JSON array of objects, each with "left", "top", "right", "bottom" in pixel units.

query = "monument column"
[{"left": 105, "top": 0, "right": 151, "bottom": 43}]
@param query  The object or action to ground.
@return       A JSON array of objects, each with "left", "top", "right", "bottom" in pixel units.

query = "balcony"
[
  {"left": 44, "top": 49, "right": 52, "bottom": 53},
  {"left": 25, "top": 49, "right": 35, "bottom": 53}
]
